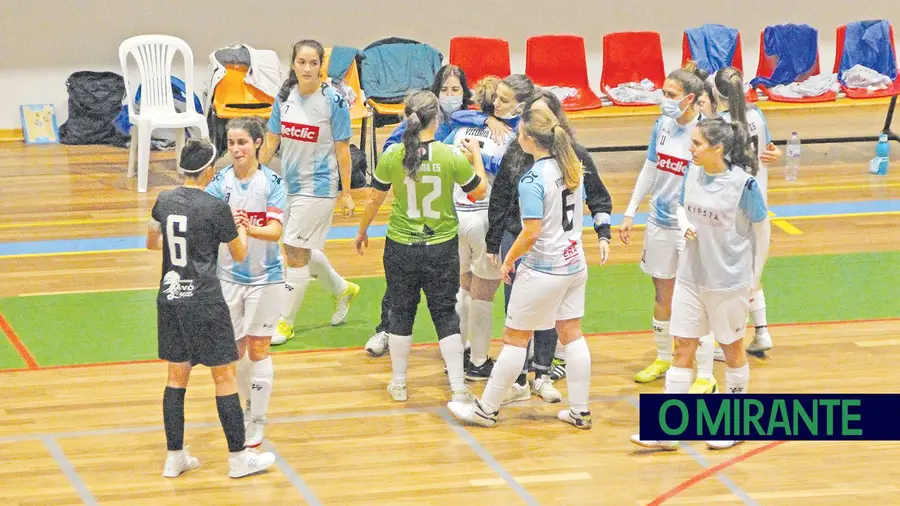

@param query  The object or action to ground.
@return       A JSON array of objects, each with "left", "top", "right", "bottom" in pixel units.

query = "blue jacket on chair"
[
  {"left": 686, "top": 24, "right": 739, "bottom": 74},
  {"left": 750, "top": 24, "right": 819, "bottom": 88},
  {"left": 362, "top": 38, "right": 443, "bottom": 101},
  {"left": 838, "top": 20, "right": 898, "bottom": 83}
]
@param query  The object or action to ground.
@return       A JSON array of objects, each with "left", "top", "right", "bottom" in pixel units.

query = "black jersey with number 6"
[{"left": 151, "top": 187, "right": 238, "bottom": 305}]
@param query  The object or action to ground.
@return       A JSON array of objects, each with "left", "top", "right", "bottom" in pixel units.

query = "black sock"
[
  {"left": 216, "top": 393, "right": 246, "bottom": 453},
  {"left": 533, "top": 329, "right": 556, "bottom": 379},
  {"left": 163, "top": 387, "right": 186, "bottom": 451}
]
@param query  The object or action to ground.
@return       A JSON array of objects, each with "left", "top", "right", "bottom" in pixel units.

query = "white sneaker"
[
  {"left": 558, "top": 409, "right": 592, "bottom": 430},
  {"left": 228, "top": 448, "right": 275, "bottom": 478},
  {"left": 447, "top": 400, "right": 498, "bottom": 428},
  {"left": 706, "top": 440, "right": 744, "bottom": 450},
  {"left": 713, "top": 346, "right": 726, "bottom": 362},
  {"left": 630, "top": 435, "right": 680, "bottom": 451},
  {"left": 365, "top": 331, "right": 389, "bottom": 357},
  {"left": 501, "top": 382, "right": 531, "bottom": 405},
  {"left": 163, "top": 448, "right": 200, "bottom": 478},
  {"left": 245, "top": 416, "right": 267, "bottom": 448},
  {"left": 387, "top": 380, "right": 408, "bottom": 402},
  {"left": 331, "top": 282, "right": 360, "bottom": 326},
  {"left": 532, "top": 376, "right": 562, "bottom": 403},
  {"left": 747, "top": 330, "right": 773, "bottom": 355},
  {"left": 451, "top": 385, "right": 475, "bottom": 403}
]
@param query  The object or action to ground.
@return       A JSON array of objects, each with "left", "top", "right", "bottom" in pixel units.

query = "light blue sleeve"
[
  {"left": 383, "top": 121, "right": 407, "bottom": 153},
  {"left": 267, "top": 171, "right": 287, "bottom": 211},
  {"left": 646, "top": 117, "right": 662, "bottom": 162},
  {"left": 739, "top": 177, "right": 768, "bottom": 223},
  {"left": 329, "top": 89, "right": 352, "bottom": 141},
  {"left": 449, "top": 110, "right": 488, "bottom": 129},
  {"left": 758, "top": 110, "right": 772, "bottom": 144},
  {"left": 518, "top": 171, "right": 545, "bottom": 219},
  {"left": 679, "top": 164, "right": 690, "bottom": 206},
  {"left": 205, "top": 170, "right": 225, "bottom": 199},
  {"left": 442, "top": 127, "right": 459, "bottom": 144},
  {"left": 482, "top": 152, "right": 502, "bottom": 175},
  {"left": 267, "top": 97, "right": 282, "bottom": 134}
]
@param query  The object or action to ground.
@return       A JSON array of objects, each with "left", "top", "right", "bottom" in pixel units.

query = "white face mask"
[
  {"left": 497, "top": 102, "right": 523, "bottom": 120},
  {"left": 439, "top": 95, "right": 463, "bottom": 115},
  {"left": 660, "top": 96, "right": 688, "bottom": 119}
]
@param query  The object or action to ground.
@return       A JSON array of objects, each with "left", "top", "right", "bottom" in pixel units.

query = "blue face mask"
[
  {"left": 497, "top": 102, "right": 523, "bottom": 120},
  {"left": 439, "top": 95, "right": 463, "bottom": 115},
  {"left": 660, "top": 96, "right": 688, "bottom": 119}
]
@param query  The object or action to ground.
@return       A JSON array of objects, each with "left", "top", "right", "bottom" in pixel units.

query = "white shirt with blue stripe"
[
  {"left": 518, "top": 158, "right": 586, "bottom": 276},
  {"left": 267, "top": 83, "right": 352, "bottom": 197},
  {"left": 206, "top": 165, "right": 286, "bottom": 285}
]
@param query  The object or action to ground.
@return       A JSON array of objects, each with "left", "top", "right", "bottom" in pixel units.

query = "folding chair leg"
[
  {"left": 127, "top": 126, "right": 138, "bottom": 178},
  {"left": 137, "top": 124, "right": 153, "bottom": 193},
  {"left": 175, "top": 128, "right": 186, "bottom": 167}
]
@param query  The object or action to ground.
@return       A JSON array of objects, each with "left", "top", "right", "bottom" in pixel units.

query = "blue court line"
[
  {"left": 42, "top": 436, "right": 98, "bottom": 505},
  {"left": 1, "top": 199, "right": 897, "bottom": 258},
  {"left": 262, "top": 440, "right": 323, "bottom": 506}
]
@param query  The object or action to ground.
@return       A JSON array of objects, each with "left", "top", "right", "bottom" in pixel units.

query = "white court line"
[
  {"left": 42, "top": 436, "right": 98, "bottom": 505},
  {"left": 262, "top": 440, "right": 323, "bottom": 506},
  {"left": 855, "top": 339, "right": 900, "bottom": 347},
  {"left": 470, "top": 472, "right": 592, "bottom": 487}
]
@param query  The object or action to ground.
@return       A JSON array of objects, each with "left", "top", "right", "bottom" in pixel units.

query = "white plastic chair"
[{"left": 119, "top": 35, "right": 209, "bottom": 193}]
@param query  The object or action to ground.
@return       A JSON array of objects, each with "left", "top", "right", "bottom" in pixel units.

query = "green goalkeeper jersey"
[{"left": 372, "top": 140, "right": 481, "bottom": 246}]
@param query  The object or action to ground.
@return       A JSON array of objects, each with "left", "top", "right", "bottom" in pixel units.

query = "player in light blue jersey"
[
  {"left": 632, "top": 116, "right": 767, "bottom": 452},
  {"left": 449, "top": 108, "right": 593, "bottom": 430},
  {"left": 206, "top": 117, "right": 285, "bottom": 448},
  {"left": 260, "top": 40, "right": 360, "bottom": 346},
  {"left": 619, "top": 64, "right": 709, "bottom": 387}
]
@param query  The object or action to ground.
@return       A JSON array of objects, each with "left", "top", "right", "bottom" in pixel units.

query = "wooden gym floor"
[{"left": 1, "top": 102, "right": 899, "bottom": 505}]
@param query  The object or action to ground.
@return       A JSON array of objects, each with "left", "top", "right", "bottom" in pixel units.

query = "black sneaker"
[
  {"left": 465, "top": 356, "right": 495, "bottom": 381},
  {"left": 549, "top": 357, "right": 567, "bottom": 381}
]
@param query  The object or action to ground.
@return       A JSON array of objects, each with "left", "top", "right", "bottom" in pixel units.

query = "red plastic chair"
[
  {"left": 449, "top": 37, "right": 511, "bottom": 85},
  {"left": 834, "top": 23, "right": 900, "bottom": 99},
  {"left": 525, "top": 35, "right": 602, "bottom": 111},
  {"left": 600, "top": 32, "right": 666, "bottom": 106},
  {"left": 680, "top": 29, "right": 757, "bottom": 102},
  {"left": 753, "top": 27, "right": 836, "bottom": 103}
]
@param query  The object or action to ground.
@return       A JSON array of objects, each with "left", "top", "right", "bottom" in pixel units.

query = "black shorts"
[{"left": 157, "top": 301, "right": 238, "bottom": 367}]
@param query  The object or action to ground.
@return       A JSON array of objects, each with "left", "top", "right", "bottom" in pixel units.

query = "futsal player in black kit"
[{"left": 147, "top": 138, "right": 275, "bottom": 479}]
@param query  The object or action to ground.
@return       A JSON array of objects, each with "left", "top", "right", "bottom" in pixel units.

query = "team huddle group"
[{"left": 147, "top": 38, "right": 781, "bottom": 479}]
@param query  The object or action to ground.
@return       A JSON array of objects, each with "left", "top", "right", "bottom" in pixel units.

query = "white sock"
[
  {"left": 725, "top": 363, "right": 750, "bottom": 394},
  {"left": 554, "top": 339, "right": 566, "bottom": 360},
  {"left": 236, "top": 347, "right": 251, "bottom": 405},
  {"left": 749, "top": 289, "right": 768, "bottom": 329},
  {"left": 481, "top": 344, "right": 527, "bottom": 413},
  {"left": 388, "top": 334, "right": 413, "bottom": 385},
  {"left": 456, "top": 288, "right": 470, "bottom": 345},
  {"left": 665, "top": 366, "right": 693, "bottom": 394},
  {"left": 439, "top": 334, "right": 466, "bottom": 391},
  {"left": 309, "top": 250, "right": 347, "bottom": 296},
  {"left": 468, "top": 299, "right": 493, "bottom": 367},
  {"left": 564, "top": 337, "right": 591, "bottom": 413},
  {"left": 281, "top": 266, "right": 312, "bottom": 324},
  {"left": 249, "top": 356, "right": 274, "bottom": 418},
  {"left": 654, "top": 319, "right": 672, "bottom": 362},
  {"left": 695, "top": 334, "right": 715, "bottom": 380}
]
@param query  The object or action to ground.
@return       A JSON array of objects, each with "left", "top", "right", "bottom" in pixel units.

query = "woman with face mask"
[
  {"left": 380, "top": 65, "right": 474, "bottom": 154},
  {"left": 631, "top": 116, "right": 767, "bottom": 451},
  {"left": 619, "top": 62, "right": 708, "bottom": 389}
]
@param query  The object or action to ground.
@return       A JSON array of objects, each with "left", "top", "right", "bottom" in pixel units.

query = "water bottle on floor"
[
  {"left": 785, "top": 132, "right": 801, "bottom": 181},
  {"left": 869, "top": 133, "right": 890, "bottom": 175}
]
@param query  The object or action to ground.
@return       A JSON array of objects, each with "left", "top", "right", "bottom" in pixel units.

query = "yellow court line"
[
  {"left": 855, "top": 339, "right": 900, "bottom": 348},
  {"left": 771, "top": 220, "right": 804, "bottom": 235},
  {"left": 767, "top": 182, "right": 900, "bottom": 193}
]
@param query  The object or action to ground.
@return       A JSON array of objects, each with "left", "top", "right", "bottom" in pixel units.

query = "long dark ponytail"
[
  {"left": 277, "top": 39, "right": 326, "bottom": 102},
  {"left": 401, "top": 91, "right": 440, "bottom": 180},
  {"left": 714, "top": 67, "right": 758, "bottom": 175},
  {"left": 698, "top": 117, "right": 756, "bottom": 175}
]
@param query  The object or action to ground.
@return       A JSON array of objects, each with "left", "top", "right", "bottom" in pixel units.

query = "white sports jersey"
[
  {"left": 206, "top": 165, "right": 286, "bottom": 285},
  {"left": 645, "top": 115, "right": 699, "bottom": 228},
  {"left": 676, "top": 163, "right": 766, "bottom": 291},
  {"left": 447, "top": 126, "right": 507, "bottom": 211},
  {"left": 720, "top": 107, "right": 772, "bottom": 202},
  {"left": 517, "top": 158, "right": 586, "bottom": 275},
  {"left": 267, "top": 84, "right": 352, "bottom": 197}
]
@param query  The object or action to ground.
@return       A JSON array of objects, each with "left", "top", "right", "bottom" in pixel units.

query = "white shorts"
[
  {"left": 670, "top": 283, "right": 750, "bottom": 345},
  {"left": 640, "top": 222, "right": 685, "bottom": 280},
  {"left": 505, "top": 266, "right": 587, "bottom": 331},
  {"left": 283, "top": 195, "right": 335, "bottom": 250},
  {"left": 221, "top": 280, "right": 282, "bottom": 339},
  {"left": 458, "top": 210, "right": 501, "bottom": 280}
]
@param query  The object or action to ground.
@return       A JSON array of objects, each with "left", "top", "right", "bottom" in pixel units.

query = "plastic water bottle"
[
  {"left": 785, "top": 132, "right": 801, "bottom": 181},
  {"left": 869, "top": 133, "right": 890, "bottom": 175}
]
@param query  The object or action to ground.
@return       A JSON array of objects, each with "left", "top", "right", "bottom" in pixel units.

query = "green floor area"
[{"left": 0, "top": 251, "right": 898, "bottom": 369}]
